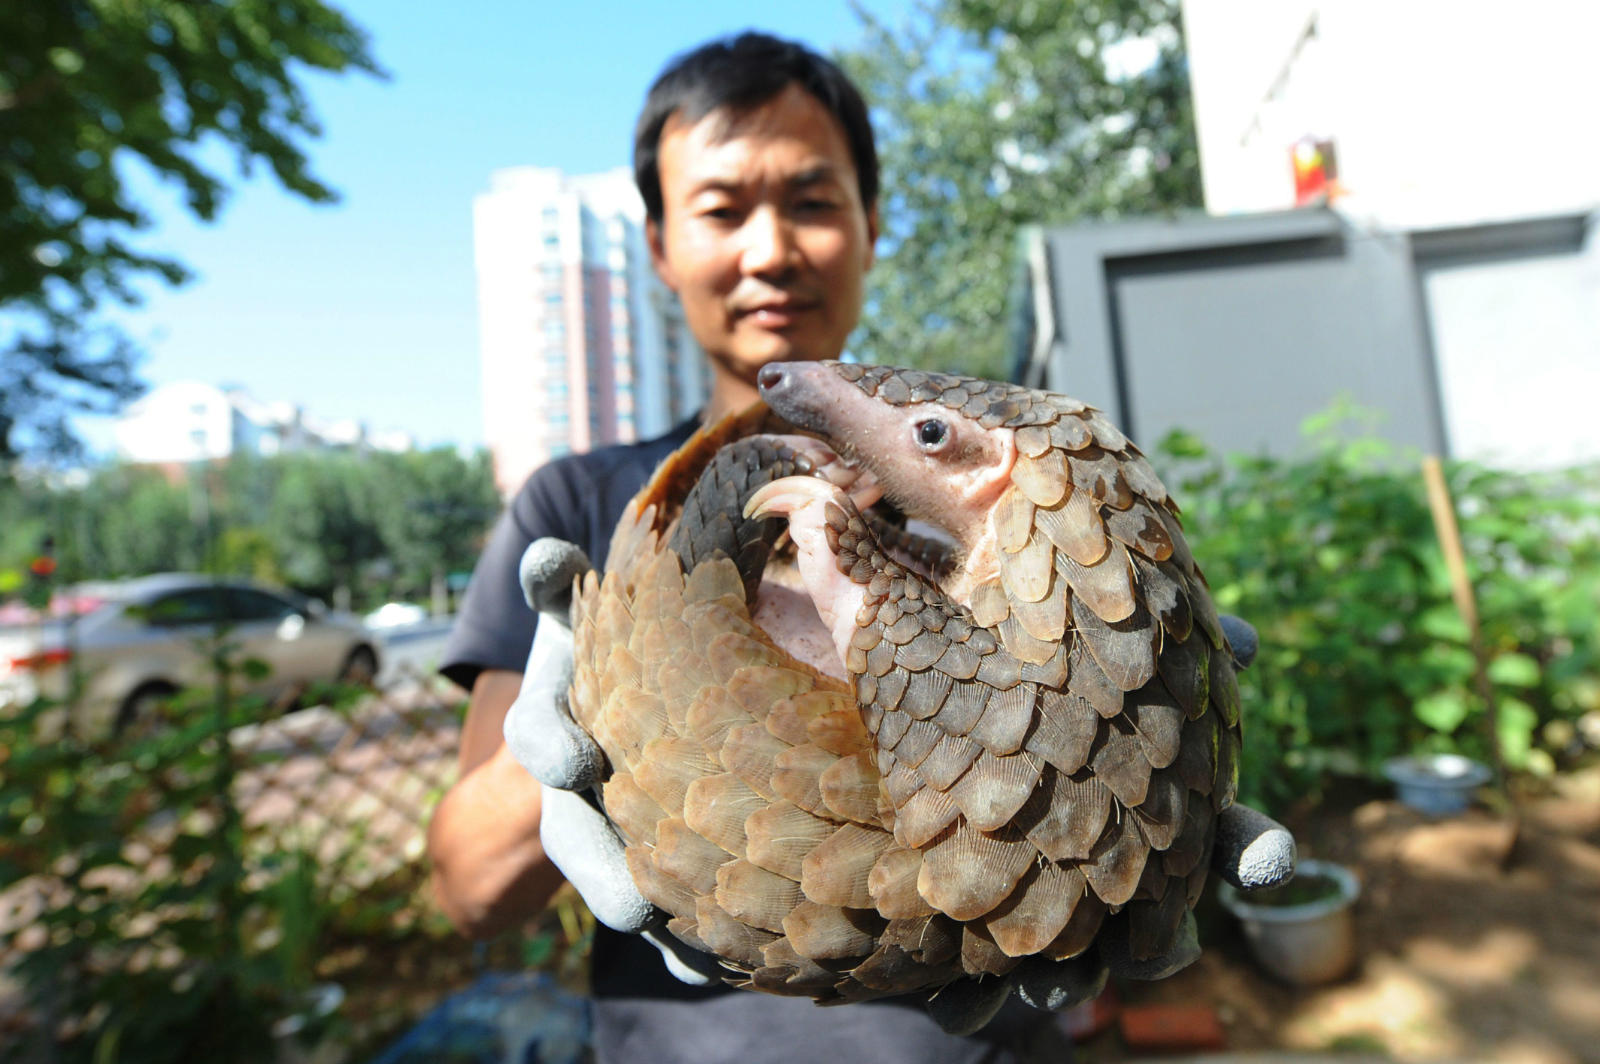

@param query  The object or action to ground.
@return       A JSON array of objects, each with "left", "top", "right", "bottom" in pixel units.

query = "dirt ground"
[{"left": 1083, "top": 768, "right": 1600, "bottom": 1064}]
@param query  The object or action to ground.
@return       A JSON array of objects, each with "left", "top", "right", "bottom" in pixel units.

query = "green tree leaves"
[
  {"left": 838, "top": 0, "right": 1202, "bottom": 378},
  {"left": 0, "top": 448, "right": 500, "bottom": 609},
  {"left": 0, "top": 1, "right": 380, "bottom": 460}
]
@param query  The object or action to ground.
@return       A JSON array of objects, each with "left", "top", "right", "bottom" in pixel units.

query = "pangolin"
[{"left": 562, "top": 361, "right": 1242, "bottom": 1004}]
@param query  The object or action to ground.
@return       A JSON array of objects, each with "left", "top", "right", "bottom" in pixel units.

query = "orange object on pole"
[{"left": 1421, "top": 455, "right": 1505, "bottom": 785}]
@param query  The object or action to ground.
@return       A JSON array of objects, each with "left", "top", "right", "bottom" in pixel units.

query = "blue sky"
[{"left": 94, "top": 0, "right": 900, "bottom": 452}]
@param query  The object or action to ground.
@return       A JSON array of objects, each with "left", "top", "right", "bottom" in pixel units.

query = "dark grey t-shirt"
[{"left": 441, "top": 420, "right": 1048, "bottom": 1064}]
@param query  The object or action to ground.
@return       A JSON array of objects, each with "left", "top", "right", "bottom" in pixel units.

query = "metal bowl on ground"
[{"left": 1383, "top": 753, "right": 1493, "bottom": 816}]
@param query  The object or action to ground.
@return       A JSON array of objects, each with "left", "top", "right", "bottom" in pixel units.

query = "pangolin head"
[{"left": 756, "top": 359, "right": 1072, "bottom": 599}]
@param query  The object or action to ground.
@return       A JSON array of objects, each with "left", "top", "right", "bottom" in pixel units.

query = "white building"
[
  {"left": 474, "top": 166, "right": 709, "bottom": 495},
  {"left": 1181, "top": 0, "right": 1600, "bottom": 469},
  {"left": 114, "top": 381, "right": 413, "bottom": 464},
  {"left": 1183, "top": 0, "right": 1600, "bottom": 228}
]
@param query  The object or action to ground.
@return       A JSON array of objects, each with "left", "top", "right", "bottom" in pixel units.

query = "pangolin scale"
[{"left": 566, "top": 362, "right": 1241, "bottom": 1004}]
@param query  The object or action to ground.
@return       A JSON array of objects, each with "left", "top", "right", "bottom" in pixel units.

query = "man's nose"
[{"left": 740, "top": 205, "right": 797, "bottom": 278}]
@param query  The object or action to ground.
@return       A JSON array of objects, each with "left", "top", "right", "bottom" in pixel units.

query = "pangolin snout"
[{"left": 756, "top": 361, "right": 851, "bottom": 437}]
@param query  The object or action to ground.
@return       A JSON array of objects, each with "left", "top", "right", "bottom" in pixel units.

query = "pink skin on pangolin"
[{"left": 746, "top": 363, "right": 1019, "bottom": 670}]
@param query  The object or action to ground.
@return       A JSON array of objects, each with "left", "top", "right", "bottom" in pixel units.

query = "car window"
[
  {"left": 139, "top": 589, "right": 226, "bottom": 627},
  {"left": 227, "top": 589, "right": 298, "bottom": 623}
]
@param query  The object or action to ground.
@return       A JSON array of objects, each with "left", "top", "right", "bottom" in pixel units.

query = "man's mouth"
[{"left": 736, "top": 299, "right": 818, "bottom": 330}]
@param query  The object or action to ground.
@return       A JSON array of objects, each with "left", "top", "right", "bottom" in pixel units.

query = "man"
[
  {"left": 430, "top": 32, "right": 1043, "bottom": 1063},
  {"left": 430, "top": 31, "right": 1289, "bottom": 1064}
]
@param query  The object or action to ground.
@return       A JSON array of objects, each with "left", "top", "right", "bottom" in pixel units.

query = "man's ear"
[
  {"left": 864, "top": 203, "right": 879, "bottom": 272},
  {"left": 646, "top": 217, "right": 678, "bottom": 292}
]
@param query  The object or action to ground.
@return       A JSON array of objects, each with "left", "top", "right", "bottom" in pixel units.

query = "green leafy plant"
[
  {"left": 1161, "top": 409, "right": 1600, "bottom": 812},
  {"left": 0, "top": 646, "right": 421, "bottom": 1061}
]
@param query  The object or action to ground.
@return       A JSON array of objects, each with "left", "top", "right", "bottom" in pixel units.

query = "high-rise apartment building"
[{"left": 475, "top": 166, "right": 709, "bottom": 495}]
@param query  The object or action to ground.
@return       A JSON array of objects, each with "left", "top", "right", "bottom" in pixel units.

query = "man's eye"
[{"left": 916, "top": 420, "right": 949, "bottom": 449}]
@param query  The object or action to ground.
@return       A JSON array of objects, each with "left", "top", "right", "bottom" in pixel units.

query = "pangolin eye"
[{"left": 916, "top": 419, "right": 949, "bottom": 450}]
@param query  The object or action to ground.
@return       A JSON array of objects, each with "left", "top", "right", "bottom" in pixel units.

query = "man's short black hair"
[{"left": 633, "top": 32, "right": 878, "bottom": 225}]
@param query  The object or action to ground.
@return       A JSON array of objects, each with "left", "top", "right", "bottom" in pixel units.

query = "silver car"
[{"left": 0, "top": 573, "right": 380, "bottom": 735}]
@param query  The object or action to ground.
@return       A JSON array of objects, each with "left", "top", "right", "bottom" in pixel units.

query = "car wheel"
[
  {"left": 339, "top": 645, "right": 378, "bottom": 687},
  {"left": 115, "top": 681, "right": 177, "bottom": 737}
]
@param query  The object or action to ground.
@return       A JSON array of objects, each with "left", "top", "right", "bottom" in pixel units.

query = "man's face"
[{"left": 648, "top": 84, "right": 878, "bottom": 382}]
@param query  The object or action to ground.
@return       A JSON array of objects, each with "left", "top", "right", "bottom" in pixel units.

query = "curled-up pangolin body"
[{"left": 566, "top": 361, "right": 1241, "bottom": 1004}]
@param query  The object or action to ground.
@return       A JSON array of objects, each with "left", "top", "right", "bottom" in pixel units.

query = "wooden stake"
[{"left": 1421, "top": 455, "right": 1505, "bottom": 786}]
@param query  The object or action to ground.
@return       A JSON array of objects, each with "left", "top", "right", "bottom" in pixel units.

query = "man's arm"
[{"left": 428, "top": 669, "right": 566, "bottom": 939}]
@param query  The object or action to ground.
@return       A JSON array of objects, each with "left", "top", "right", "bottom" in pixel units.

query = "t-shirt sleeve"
[{"left": 439, "top": 462, "right": 584, "bottom": 692}]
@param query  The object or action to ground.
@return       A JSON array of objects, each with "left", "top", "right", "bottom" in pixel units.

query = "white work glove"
[
  {"left": 503, "top": 538, "right": 1297, "bottom": 1013},
  {"left": 504, "top": 538, "right": 723, "bottom": 984}
]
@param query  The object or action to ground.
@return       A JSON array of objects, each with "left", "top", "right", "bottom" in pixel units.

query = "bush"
[{"left": 1160, "top": 410, "right": 1600, "bottom": 813}]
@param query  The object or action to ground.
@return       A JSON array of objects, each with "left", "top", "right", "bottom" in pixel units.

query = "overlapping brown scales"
[
  {"left": 1043, "top": 890, "right": 1107, "bottom": 960},
  {"left": 745, "top": 800, "right": 836, "bottom": 881},
  {"left": 1068, "top": 641, "right": 1125, "bottom": 718},
  {"left": 1016, "top": 766, "right": 1111, "bottom": 861},
  {"left": 1036, "top": 483, "right": 1110, "bottom": 567},
  {"left": 960, "top": 922, "right": 1022, "bottom": 976},
  {"left": 1125, "top": 682, "right": 1184, "bottom": 769},
  {"left": 627, "top": 844, "right": 698, "bottom": 920},
  {"left": 1080, "top": 810, "right": 1149, "bottom": 906},
  {"left": 893, "top": 785, "right": 961, "bottom": 849},
  {"left": 917, "top": 732, "right": 981, "bottom": 790},
  {"left": 575, "top": 374, "right": 1239, "bottom": 1002},
  {"left": 723, "top": 723, "right": 788, "bottom": 798},
  {"left": 602, "top": 772, "right": 666, "bottom": 846},
  {"left": 1012, "top": 448, "right": 1069, "bottom": 507},
  {"left": 819, "top": 752, "right": 884, "bottom": 826},
  {"left": 900, "top": 670, "right": 954, "bottom": 722},
  {"left": 933, "top": 680, "right": 988, "bottom": 736},
  {"left": 686, "top": 686, "right": 754, "bottom": 766},
  {"left": 727, "top": 666, "right": 814, "bottom": 719},
  {"left": 948, "top": 750, "right": 1043, "bottom": 831},
  {"left": 1025, "top": 690, "right": 1098, "bottom": 774},
  {"left": 969, "top": 579, "right": 1009, "bottom": 628},
  {"left": 879, "top": 912, "right": 963, "bottom": 972},
  {"left": 717, "top": 859, "right": 804, "bottom": 934},
  {"left": 801, "top": 823, "right": 894, "bottom": 909},
  {"left": 1118, "top": 453, "right": 1168, "bottom": 505},
  {"left": 1008, "top": 569, "right": 1068, "bottom": 643},
  {"left": 1215, "top": 726, "right": 1241, "bottom": 810},
  {"left": 602, "top": 687, "right": 669, "bottom": 765},
  {"left": 772, "top": 744, "right": 838, "bottom": 815},
  {"left": 684, "top": 773, "right": 764, "bottom": 856},
  {"left": 783, "top": 901, "right": 884, "bottom": 960},
  {"left": 1090, "top": 718, "right": 1152, "bottom": 808},
  {"left": 1161, "top": 792, "right": 1214, "bottom": 877},
  {"left": 993, "top": 488, "right": 1035, "bottom": 552},
  {"left": 756, "top": 938, "right": 844, "bottom": 997},
  {"left": 1069, "top": 446, "right": 1134, "bottom": 510},
  {"left": 999, "top": 527, "right": 1054, "bottom": 604},
  {"left": 1209, "top": 647, "right": 1242, "bottom": 728},
  {"left": 654, "top": 817, "right": 732, "bottom": 894},
  {"left": 695, "top": 894, "right": 778, "bottom": 970},
  {"left": 1072, "top": 593, "right": 1158, "bottom": 692},
  {"left": 917, "top": 823, "right": 1034, "bottom": 921},
  {"left": 984, "top": 860, "right": 1086, "bottom": 957},
  {"left": 1177, "top": 710, "right": 1218, "bottom": 796},
  {"left": 1055, "top": 541, "right": 1137, "bottom": 623},
  {"left": 868, "top": 846, "right": 937, "bottom": 918},
  {"left": 1132, "top": 765, "right": 1187, "bottom": 851},
  {"left": 634, "top": 736, "right": 719, "bottom": 817}
]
